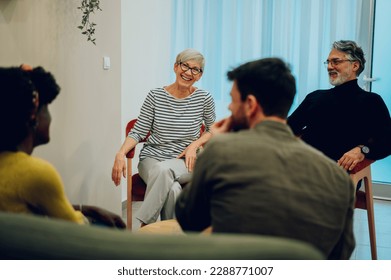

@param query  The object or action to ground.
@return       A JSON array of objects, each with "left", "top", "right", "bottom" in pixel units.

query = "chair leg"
[
  {"left": 127, "top": 196, "right": 132, "bottom": 230},
  {"left": 364, "top": 177, "right": 377, "bottom": 260},
  {"left": 126, "top": 158, "right": 133, "bottom": 230}
]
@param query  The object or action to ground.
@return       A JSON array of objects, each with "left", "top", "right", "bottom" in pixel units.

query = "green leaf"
[{"left": 77, "top": 0, "right": 101, "bottom": 45}]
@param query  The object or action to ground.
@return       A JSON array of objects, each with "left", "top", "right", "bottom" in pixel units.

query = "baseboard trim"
[{"left": 373, "top": 182, "right": 391, "bottom": 200}]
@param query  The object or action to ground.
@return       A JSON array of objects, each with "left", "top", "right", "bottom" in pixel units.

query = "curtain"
[{"left": 171, "top": 0, "right": 370, "bottom": 119}]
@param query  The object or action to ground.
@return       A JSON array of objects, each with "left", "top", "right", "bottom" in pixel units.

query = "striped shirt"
[{"left": 128, "top": 87, "right": 216, "bottom": 160}]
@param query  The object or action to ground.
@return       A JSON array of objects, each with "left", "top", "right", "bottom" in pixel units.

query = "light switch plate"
[{"left": 103, "top": 56, "right": 110, "bottom": 70}]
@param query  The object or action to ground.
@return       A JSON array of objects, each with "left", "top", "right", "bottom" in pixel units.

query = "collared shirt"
[{"left": 176, "top": 121, "right": 355, "bottom": 259}]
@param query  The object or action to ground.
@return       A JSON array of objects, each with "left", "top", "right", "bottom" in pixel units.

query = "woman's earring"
[
  {"left": 32, "top": 91, "right": 39, "bottom": 109},
  {"left": 29, "top": 91, "right": 40, "bottom": 130}
]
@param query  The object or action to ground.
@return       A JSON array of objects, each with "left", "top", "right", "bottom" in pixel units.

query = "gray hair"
[
  {"left": 175, "top": 49, "right": 205, "bottom": 70},
  {"left": 332, "top": 40, "right": 366, "bottom": 76}
]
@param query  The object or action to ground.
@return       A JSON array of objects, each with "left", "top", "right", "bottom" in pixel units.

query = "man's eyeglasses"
[
  {"left": 179, "top": 62, "right": 203, "bottom": 75},
  {"left": 323, "top": 59, "right": 354, "bottom": 67}
]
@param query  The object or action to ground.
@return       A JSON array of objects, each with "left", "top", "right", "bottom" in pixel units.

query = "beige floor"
[
  {"left": 123, "top": 199, "right": 391, "bottom": 260},
  {"left": 350, "top": 199, "right": 391, "bottom": 260}
]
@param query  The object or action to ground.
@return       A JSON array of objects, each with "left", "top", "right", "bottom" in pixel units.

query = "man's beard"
[
  {"left": 231, "top": 115, "right": 250, "bottom": 131},
  {"left": 329, "top": 70, "right": 348, "bottom": 86}
]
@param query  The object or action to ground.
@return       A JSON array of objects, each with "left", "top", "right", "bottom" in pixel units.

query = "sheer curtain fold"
[{"left": 171, "top": 0, "right": 367, "bottom": 118}]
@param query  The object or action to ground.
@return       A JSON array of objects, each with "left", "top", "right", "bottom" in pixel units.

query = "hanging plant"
[{"left": 77, "top": 0, "right": 102, "bottom": 45}]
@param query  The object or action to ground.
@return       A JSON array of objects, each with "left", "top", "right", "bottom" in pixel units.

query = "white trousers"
[{"left": 135, "top": 157, "right": 189, "bottom": 224}]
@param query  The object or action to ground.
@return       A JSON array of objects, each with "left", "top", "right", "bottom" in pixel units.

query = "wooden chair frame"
[
  {"left": 350, "top": 159, "right": 377, "bottom": 260},
  {"left": 125, "top": 119, "right": 148, "bottom": 230}
]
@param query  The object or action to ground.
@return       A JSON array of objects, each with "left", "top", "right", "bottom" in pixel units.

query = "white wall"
[
  {"left": 121, "top": 0, "right": 173, "bottom": 200},
  {"left": 0, "top": 0, "right": 122, "bottom": 214}
]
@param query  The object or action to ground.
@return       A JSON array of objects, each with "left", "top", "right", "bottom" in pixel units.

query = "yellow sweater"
[{"left": 0, "top": 151, "right": 86, "bottom": 224}]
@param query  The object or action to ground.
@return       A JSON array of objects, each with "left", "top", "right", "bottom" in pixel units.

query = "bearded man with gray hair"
[{"left": 288, "top": 40, "right": 391, "bottom": 172}]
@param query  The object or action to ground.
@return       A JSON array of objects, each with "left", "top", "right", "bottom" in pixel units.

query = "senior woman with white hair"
[{"left": 112, "top": 49, "right": 216, "bottom": 226}]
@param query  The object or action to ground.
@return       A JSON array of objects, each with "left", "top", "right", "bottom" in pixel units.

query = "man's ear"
[
  {"left": 352, "top": 61, "right": 360, "bottom": 73},
  {"left": 245, "top": 94, "right": 260, "bottom": 116}
]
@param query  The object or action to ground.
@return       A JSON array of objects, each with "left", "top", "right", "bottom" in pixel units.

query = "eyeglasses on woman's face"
[{"left": 178, "top": 62, "right": 203, "bottom": 75}]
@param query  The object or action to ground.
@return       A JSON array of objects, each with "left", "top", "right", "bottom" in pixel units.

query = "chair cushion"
[{"left": 132, "top": 174, "right": 147, "bottom": 201}]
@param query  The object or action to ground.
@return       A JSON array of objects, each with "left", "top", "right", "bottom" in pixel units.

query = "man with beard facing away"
[{"left": 175, "top": 57, "right": 355, "bottom": 259}]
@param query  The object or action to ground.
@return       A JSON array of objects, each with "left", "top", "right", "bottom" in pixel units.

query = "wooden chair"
[
  {"left": 125, "top": 119, "right": 205, "bottom": 230},
  {"left": 125, "top": 119, "right": 148, "bottom": 230},
  {"left": 350, "top": 158, "right": 377, "bottom": 260}
]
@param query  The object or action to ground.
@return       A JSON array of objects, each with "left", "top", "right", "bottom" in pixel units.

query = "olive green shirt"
[{"left": 176, "top": 121, "right": 355, "bottom": 259}]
